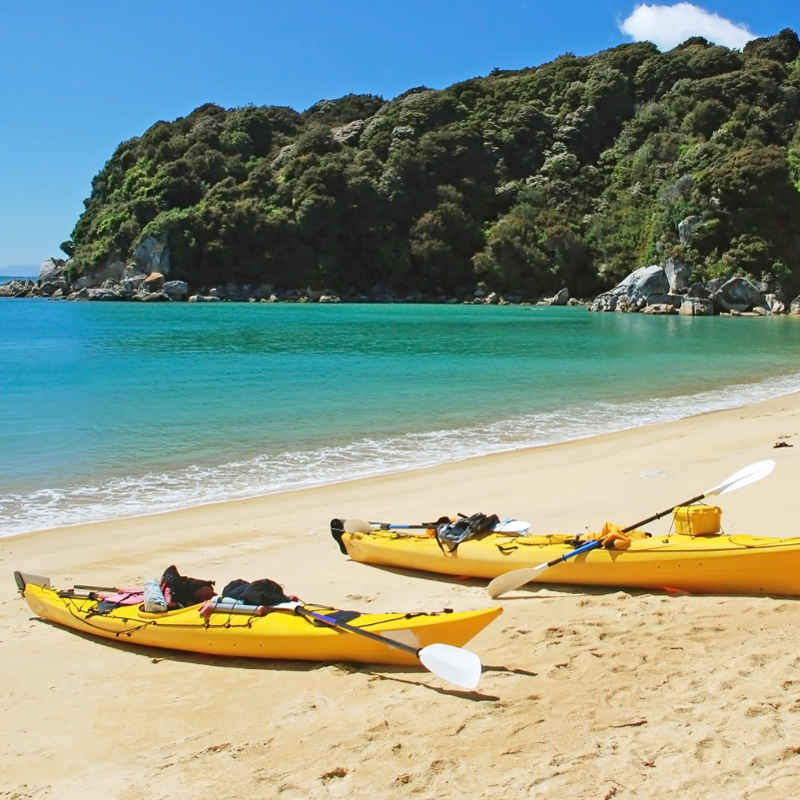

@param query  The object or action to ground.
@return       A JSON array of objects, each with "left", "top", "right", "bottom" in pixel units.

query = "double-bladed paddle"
[
  {"left": 343, "top": 517, "right": 531, "bottom": 534},
  {"left": 291, "top": 604, "right": 483, "bottom": 690},
  {"left": 486, "top": 459, "right": 776, "bottom": 599},
  {"left": 205, "top": 596, "right": 483, "bottom": 689},
  {"left": 343, "top": 518, "right": 441, "bottom": 532}
]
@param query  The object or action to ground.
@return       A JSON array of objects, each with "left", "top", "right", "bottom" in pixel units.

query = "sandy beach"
[{"left": 3, "top": 392, "right": 800, "bottom": 799}]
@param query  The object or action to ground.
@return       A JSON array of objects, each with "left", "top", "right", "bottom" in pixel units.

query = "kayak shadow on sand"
[
  {"left": 345, "top": 562, "right": 800, "bottom": 602},
  {"left": 344, "top": 561, "right": 499, "bottom": 589},
  {"left": 368, "top": 670, "right": 500, "bottom": 700},
  {"left": 344, "top": 560, "right": 650, "bottom": 597}
]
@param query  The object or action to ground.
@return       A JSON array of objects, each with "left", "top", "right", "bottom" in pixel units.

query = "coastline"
[
  {"left": 4, "top": 363, "right": 800, "bottom": 538},
  {"left": 3, "top": 391, "right": 800, "bottom": 797},
  {"left": 5, "top": 298, "right": 800, "bottom": 538},
  {"left": 6, "top": 387, "right": 800, "bottom": 545}
]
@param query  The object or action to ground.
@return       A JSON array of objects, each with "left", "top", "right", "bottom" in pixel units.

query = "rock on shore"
[
  {"left": 3, "top": 242, "right": 799, "bottom": 314},
  {"left": 589, "top": 266, "right": 798, "bottom": 316}
]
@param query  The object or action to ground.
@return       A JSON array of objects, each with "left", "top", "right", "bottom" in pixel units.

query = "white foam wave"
[{"left": 3, "top": 370, "right": 800, "bottom": 537}]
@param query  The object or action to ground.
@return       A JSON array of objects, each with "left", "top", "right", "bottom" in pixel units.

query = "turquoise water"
[{"left": 2, "top": 296, "right": 800, "bottom": 536}]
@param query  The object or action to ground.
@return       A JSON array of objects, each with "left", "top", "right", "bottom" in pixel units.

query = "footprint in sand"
[
  {"left": 745, "top": 703, "right": 777, "bottom": 717},
  {"left": 694, "top": 737, "right": 714, "bottom": 762},
  {"left": 787, "top": 698, "right": 800, "bottom": 713},
  {"left": 544, "top": 626, "right": 579, "bottom": 641},
  {"left": 501, "top": 625, "right": 532, "bottom": 638}
]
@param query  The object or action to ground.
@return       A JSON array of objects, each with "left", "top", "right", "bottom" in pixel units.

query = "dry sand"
[{"left": 3, "top": 393, "right": 800, "bottom": 799}]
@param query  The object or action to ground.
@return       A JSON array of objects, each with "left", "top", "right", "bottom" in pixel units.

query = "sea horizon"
[
  {"left": 1, "top": 273, "right": 37, "bottom": 282},
  {"left": 2, "top": 298, "right": 800, "bottom": 537}
]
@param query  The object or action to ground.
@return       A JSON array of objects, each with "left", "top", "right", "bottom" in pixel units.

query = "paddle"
[
  {"left": 203, "top": 596, "right": 481, "bottom": 688},
  {"left": 74, "top": 583, "right": 120, "bottom": 592},
  {"left": 486, "top": 459, "right": 776, "bottom": 599},
  {"left": 291, "top": 604, "right": 483, "bottom": 690},
  {"left": 343, "top": 518, "right": 441, "bottom": 533},
  {"left": 342, "top": 518, "right": 531, "bottom": 534}
]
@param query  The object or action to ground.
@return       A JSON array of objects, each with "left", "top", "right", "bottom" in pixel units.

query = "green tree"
[{"left": 62, "top": 28, "right": 800, "bottom": 300}]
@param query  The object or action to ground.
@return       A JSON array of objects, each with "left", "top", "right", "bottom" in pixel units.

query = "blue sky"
[{"left": 1, "top": 1, "right": 794, "bottom": 274}]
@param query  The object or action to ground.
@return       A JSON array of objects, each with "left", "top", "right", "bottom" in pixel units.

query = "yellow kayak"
[
  {"left": 331, "top": 526, "right": 800, "bottom": 596},
  {"left": 14, "top": 572, "right": 502, "bottom": 666}
]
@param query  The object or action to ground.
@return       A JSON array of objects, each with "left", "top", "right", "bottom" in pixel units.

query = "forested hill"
[{"left": 63, "top": 28, "right": 800, "bottom": 300}]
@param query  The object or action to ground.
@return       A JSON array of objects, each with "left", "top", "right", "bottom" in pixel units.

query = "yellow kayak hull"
[
  {"left": 16, "top": 575, "right": 501, "bottom": 666},
  {"left": 338, "top": 529, "right": 800, "bottom": 596}
]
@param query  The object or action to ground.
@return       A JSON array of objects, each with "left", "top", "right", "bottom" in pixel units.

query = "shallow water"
[{"left": 2, "top": 298, "right": 799, "bottom": 535}]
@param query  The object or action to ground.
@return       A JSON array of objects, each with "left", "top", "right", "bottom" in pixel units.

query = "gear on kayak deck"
[{"left": 435, "top": 513, "right": 501, "bottom": 553}]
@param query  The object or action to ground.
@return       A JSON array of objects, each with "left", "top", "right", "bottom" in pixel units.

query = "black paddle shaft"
[
  {"left": 622, "top": 493, "right": 705, "bottom": 532},
  {"left": 541, "top": 491, "right": 707, "bottom": 569},
  {"left": 294, "top": 605, "right": 419, "bottom": 657}
]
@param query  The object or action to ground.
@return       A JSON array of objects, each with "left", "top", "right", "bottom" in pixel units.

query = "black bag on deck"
[
  {"left": 221, "top": 577, "right": 291, "bottom": 606},
  {"left": 160, "top": 565, "right": 215, "bottom": 608},
  {"left": 435, "top": 512, "right": 501, "bottom": 551},
  {"left": 220, "top": 578, "right": 250, "bottom": 601}
]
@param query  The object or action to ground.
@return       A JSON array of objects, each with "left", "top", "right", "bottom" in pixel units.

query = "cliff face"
[{"left": 60, "top": 29, "right": 800, "bottom": 300}]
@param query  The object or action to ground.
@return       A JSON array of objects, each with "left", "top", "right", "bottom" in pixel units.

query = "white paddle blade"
[
  {"left": 494, "top": 519, "right": 531, "bottom": 534},
  {"left": 343, "top": 518, "right": 373, "bottom": 533},
  {"left": 705, "top": 459, "right": 775, "bottom": 497},
  {"left": 487, "top": 562, "right": 548, "bottom": 599},
  {"left": 418, "top": 643, "right": 482, "bottom": 689}
]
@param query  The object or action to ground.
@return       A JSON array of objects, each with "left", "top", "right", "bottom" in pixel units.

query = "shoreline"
[
  {"left": 4, "top": 391, "right": 800, "bottom": 797},
  {"left": 7, "top": 389, "right": 800, "bottom": 546},
  {"left": 5, "top": 370, "right": 800, "bottom": 539}
]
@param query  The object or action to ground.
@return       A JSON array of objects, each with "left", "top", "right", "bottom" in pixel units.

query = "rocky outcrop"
[
  {"left": 642, "top": 303, "right": 677, "bottom": 314},
  {"left": 543, "top": 288, "right": 570, "bottom": 306},
  {"left": 87, "top": 285, "right": 124, "bottom": 301},
  {"left": 0, "top": 236, "right": 183, "bottom": 302},
  {"left": 711, "top": 277, "right": 763, "bottom": 312},
  {"left": 139, "top": 291, "right": 170, "bottom": 302},
  {"left": 74, "top": 256, "right": 127, "bottom": 289},
  {"left": 7, "top": 237, "right": 172, "bottom": 300},
  {"left": 590, "top": 265, "right": 670, "bottom": 312},
  {"left": 38, "top": 257, "right": 68, "bottom": 284},
  {"left": 588, "top": 264, "right": 788, "bottom": 316},
  {"left": 679, "top": 297, "right": 714, "bottom": 316},
  {"left": 677, "top": 215, "right": 700, "bottom": 246},
  {"left": 271, "top": 143, "right": 295, "bottom": 170},
  {"left": 163, "top": 280, "right": 189, "bottom": 301},
  {"left": 1, "top": 248, "right": 791, "bottom": 315},
  {"left": 143, "top": 272, "right": 165, "bottom": 292},
  {"left": 583, "top": 205, "right": 791, "bottom": 316},
  {"left": 119, "top": 274, "right": 148, "bottom": 294},
  {"left": 134, "top": 236, "right": 170, "bottom": 275},
  {"left": 764, "top": 294, "right": 785, "bottom": 314},
  {"left": 332, "top": 120, "right": 365, "bottom": 145},
  {"left": 0, "top": 279, "right": 35, "bottom": 297},
  {"left": 664, "top": 258, "right": 690, "bottom": 294}
]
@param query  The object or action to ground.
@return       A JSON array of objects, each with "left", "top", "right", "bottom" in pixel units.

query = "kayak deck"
[
  {"left": 337, "top": 529, "right": 800, "bottom": 596},
  {"left": 15, "top": 572, "right": 502, "bottom": 666}
]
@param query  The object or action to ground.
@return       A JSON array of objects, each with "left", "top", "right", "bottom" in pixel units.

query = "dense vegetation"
[{"left": 63, "top": 28, "right": 800, "bottom": 299}]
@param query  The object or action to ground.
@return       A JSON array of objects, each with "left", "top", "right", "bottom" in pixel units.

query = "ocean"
[{"left": 2, "top": 293, "right": 800, "bottom": 536}]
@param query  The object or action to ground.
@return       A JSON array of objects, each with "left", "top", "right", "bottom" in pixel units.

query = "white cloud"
[{"left": 619, "top": 3, "right": 757, "bottom": 51}]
